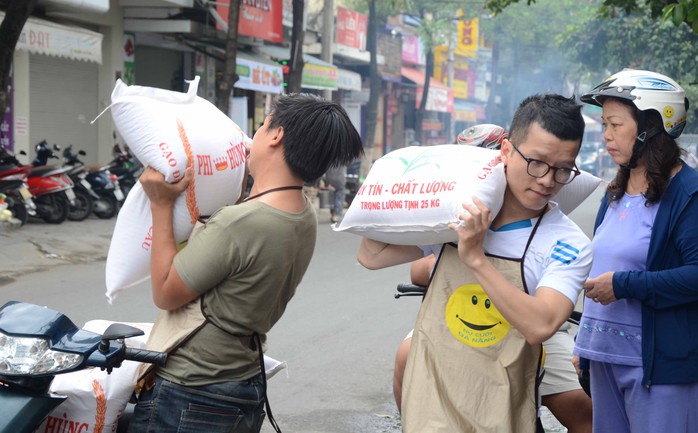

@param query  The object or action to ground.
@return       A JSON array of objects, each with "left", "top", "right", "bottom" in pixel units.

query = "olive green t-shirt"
[{"left": 159, "top": 200, "right": 317, "bottom": 385}]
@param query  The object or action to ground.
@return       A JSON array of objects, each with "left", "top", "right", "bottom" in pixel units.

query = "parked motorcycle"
[
  {"left": 32, "top": 141, "right": 95, "bottom": 222},
  {"left": 0, "top": 153, "right": 37, "bottom": 226},
  {"left": 0, "top": 179, "right": 36, "bottom": 226},
  {"left": 0, "top": 142, "right": 74, "bottom": 224},
  {"left": 61, "top": 143, "right": 124, "bottom": 219},
  {"left": 108, "top": 140, "right": 142, "bottom": 198},
  {"left": 0, "top": 301, "right": 167, "bottom": 433}
]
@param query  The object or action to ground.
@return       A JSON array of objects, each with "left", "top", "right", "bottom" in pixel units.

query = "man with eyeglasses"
[{"left": 358, "top": 94, "right": 593, "bottom": 433}]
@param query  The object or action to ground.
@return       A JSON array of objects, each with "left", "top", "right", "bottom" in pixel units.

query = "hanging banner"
[
  {"left": 235, "top": 57, "right": 284, "bottom": 94},
  {"left": 1, "top": 65, "right": 12, "bottom": 151},
  {"left": 402, "top": 34, "right": 425, "bottom": 65},
  {"left": 456, "top": 17, "right": 478, "bottom": 57},
  {"left": 123, "top": 32, "right": 136, "bottom": 85},
  {"left": 217, "top": 0, "right": 283, "bottom": 43},
  {"left": 302, "top": 63, "right": 338, "bottom": 90},
  {"left": 337, "top": 68, "right": 362, "bottom": 91},
  {"left": 336, "top": 7, "right": 368, "bottom": 51}
]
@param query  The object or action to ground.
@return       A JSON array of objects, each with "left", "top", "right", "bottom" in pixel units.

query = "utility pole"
[
  {"left": 321, "top": 0, "right": 334, "bottom": 101},
  {"left": 447, "top": 36, "right": 455, "bottom": 142}
]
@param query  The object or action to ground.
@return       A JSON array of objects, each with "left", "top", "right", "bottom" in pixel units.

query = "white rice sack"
[
  {"left": 36, "top": 321, "right": 152, "bottom": 433},
  {"left": 105, "top": 182, "right": 195, "bottom": 301},
  {"left": 334, "top": 145, "right": 506, "bottom": 245},
  {"left": 551, "top": 169, "right": 603, "bottom": 214},
  {"left": 105, "top": 77, "right": 249, "bottom": 302},
  {"left": 335, "top": 146, "right": 604, "bottom": 246}
]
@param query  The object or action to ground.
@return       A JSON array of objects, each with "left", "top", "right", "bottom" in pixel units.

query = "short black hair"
[
  {"left": 267, "top": 93, "right": 364, "bottom": 182},
  {"left": 509, "top": 94, "right": 585, "bottom": 148}
]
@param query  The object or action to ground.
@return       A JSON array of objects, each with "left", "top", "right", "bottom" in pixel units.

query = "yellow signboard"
[
  {"left": 456, "top": 17, "right": 478, "bottom": 57},
  {"left": 433, "top": 45, "right": 469, "bottom": 100}
]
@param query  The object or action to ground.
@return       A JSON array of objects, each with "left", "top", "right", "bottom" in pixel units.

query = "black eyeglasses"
[{"left": 510, "top": 144, "right": 580, "bottom": 185}]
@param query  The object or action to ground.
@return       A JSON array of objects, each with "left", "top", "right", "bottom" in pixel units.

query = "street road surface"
[{"left": 0, "top": 184, "right": 606, "bottom": 433}]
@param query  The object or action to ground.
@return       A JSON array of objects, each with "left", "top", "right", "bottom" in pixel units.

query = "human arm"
[
  {"left": 449, "top": 198, "right": 584, "bottom": 345},
  {"left": 139, "top": 166, "right": 198, "bottom": 310},
  {"left": 357, "top": 238, "right": 424, "bottom": 270},
  {"left": 410, "top": 254, "right": 436, "bottom": 286}
]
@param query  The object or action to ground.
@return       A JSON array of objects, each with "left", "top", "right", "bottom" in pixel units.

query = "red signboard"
[
  {"left": 336, "top": 6, "right": 367, "bottom": 51},
  {"left": 217, "top": 0, "right": 283, "bottom": 44}
]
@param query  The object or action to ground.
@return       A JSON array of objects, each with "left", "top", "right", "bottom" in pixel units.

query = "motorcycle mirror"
[
  {"left": 78, "top": 150, "right": 86, "bottom": 156},
  {"left": 19, "top": 150, "right": 27, "bottom": 155},
  {"left": 53, "top": 144, "right": 61, "bottom": 151},
  {"left": 98, "top": 323, "right": 145, "bottom": 354}
]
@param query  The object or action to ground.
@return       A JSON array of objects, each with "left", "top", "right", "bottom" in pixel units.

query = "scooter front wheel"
[
  {"left": 36, "top": 193, "right": 70, "bottom": 224},
  {"left": 67, "top": 188, "right": 93, "bottom": 222},
  {"left": 93, "top": 194, "right": 118, "bottom": 219}
]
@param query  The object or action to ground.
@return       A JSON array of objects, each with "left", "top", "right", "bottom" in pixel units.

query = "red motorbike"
[
  {"left": 0, "top": 151, "right": 36, "bottom": 226},
  {"left": 0, "top": 142, "right": 75, "bottom": 224}
]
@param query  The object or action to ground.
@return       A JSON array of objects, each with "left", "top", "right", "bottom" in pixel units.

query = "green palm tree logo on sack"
[{"left": 384, "top": 149, "right": 444, "bottom": 176}]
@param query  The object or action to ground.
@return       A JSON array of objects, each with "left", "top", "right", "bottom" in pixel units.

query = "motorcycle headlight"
[{"left": 0, "top": 331, "right": 83, "bottom": 375}]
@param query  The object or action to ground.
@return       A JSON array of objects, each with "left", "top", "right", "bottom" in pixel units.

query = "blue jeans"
[{"left": 127, "top": 374, "right": 266, "bottom": 433}]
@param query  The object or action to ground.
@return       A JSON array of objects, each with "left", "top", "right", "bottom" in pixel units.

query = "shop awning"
[
  {"left": 255, "top": 45, "right": 338, "bottom": 91},
  {"left": 337, "top": 68, "right": 362, "bottom": 91},
  {"left": 175, "top": 38, "right": 285, "bottom": 94},
  {"left": 401, "top": 67, "right": 453, "bottom": 113},
  {"left": 1, "top": 12, "right": 103, "bottom": 64}
]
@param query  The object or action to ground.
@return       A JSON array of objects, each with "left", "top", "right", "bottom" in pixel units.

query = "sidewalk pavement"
[
  {"left": 0, "top": 216, "right": 117, "bottom": 285},
  {"left": 0, "top": 203, "right": 336, "bottom": 286}
]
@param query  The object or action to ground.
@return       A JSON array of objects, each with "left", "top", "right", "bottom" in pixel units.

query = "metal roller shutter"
[{"left": 29, "top": 54, "right": 99, "bottom": 163}]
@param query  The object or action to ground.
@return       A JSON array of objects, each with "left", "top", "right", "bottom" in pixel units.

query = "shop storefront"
[
  {"left": 400, "top": 66, "right": 454, "bottom": 145},
  {"left": 2, "top": 11, "right": 103, "bottom": 155}
]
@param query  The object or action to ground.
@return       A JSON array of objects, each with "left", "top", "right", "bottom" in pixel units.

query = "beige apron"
[
  {"left": 402, "top": 217, "right": 544, "bottom": 433},
  {"left": 133, "top": 298, "right": 283, "bottom": 432},
  {"left": 136, "top": 220, "right": 222, "bottom": 383},
  {"left": 135, "top": 298, "right": 209, "bottom": 383}
]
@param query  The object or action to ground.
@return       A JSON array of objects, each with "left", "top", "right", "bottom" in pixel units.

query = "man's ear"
[
  {"left": 269, "top": 126, "right": 284, "bottom": 147},
  {"left": 500, "top": 138, "right": 512, "bottom": 165}
]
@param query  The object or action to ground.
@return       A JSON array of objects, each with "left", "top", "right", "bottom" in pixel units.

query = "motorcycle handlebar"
[
  {"left": 397, "top": 283, "right": 426, "bottom": 294},
  {"left": 124, "top": 347, "right": 168, "bottom": 366},
  {"left": 395, "top": 283, "right": 427, "bottom": 298}
]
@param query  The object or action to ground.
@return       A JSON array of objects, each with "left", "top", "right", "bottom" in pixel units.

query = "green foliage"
[
  {"left": 599, "top": 0, "right": 698, "bottom": 32},
  {"left": 560, "top": 3, "right": 698, "bottom": 132},
  {"left": 481, "top": 0, "right": 698, "bottom": 133},
  {"left": 484, "top": 0, "right": 698, "bottom": 33},
  {"left": 483, "top": 0, "right": 537, "bottom": 14}
]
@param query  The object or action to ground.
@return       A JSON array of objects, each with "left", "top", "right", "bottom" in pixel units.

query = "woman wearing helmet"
[
  {"left": 456, "top": 123, "right": 508, "bottom": 149},
  {"left": 574, "top": 69, "right": 698, "bottom": 433}
]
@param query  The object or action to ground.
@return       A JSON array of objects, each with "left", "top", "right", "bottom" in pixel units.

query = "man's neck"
[{"left": 491, "top": 190, "right": 548, "bottom": 230}]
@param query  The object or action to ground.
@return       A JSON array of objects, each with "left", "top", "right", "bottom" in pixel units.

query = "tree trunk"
[
  {"left": 416, "top": 44, "right": 433, "bottom": 145},
  {"left": 0, "top": 0, "right": 37, "bottom": 121},
  {"left": 217, "top": 0, "right": 241, "bottom": 115},
  {"left": 287, "top": 0, "right": 305, "bottom": 93},
  {"left": 362, "top": 0, "right": 380, "bottom": 180}
]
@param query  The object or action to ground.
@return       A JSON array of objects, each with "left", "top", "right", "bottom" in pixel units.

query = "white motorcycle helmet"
[
  {"left": 456, "top": 124, "right": 508, "bottom": 149},
  {"left": 581, "top": 69, "right": 688, "bottom": 138}
]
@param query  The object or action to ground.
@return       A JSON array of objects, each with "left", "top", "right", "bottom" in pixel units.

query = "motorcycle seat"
[
  {"left": 88, "top": 164, "right": 111, "bottom": 174},
  {"left": 29, "top": 165, "right": 72, "bottom": 177}
]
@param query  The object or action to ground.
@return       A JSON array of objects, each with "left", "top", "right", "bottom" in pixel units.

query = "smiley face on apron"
[{"left": 445, "top": 283, "right": 511, "bottom": 347}]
